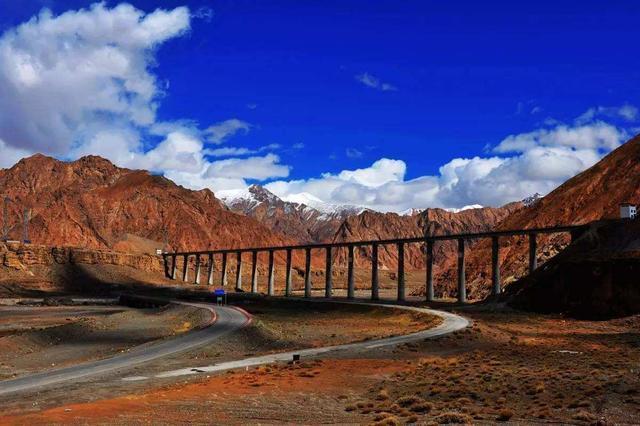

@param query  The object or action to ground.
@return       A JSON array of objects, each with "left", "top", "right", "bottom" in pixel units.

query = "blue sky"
[{"left": 0, "top": 1, "right": 638, "bottom": 211}]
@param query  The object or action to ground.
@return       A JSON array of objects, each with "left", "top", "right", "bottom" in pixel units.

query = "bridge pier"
[
  {"left": 207, "top": 254, "right": 214, "bottom": 285},
  {"left": 457, "top": 239, "right": 466, "bottom": 303},
  {"left": 235, "top": 252, "right": 243, "bottom": 290},
  {"left": 194, "top": 254, "right": 201, "bottom": 285},
  {"left": 251, "top": 250, "right": 258, "bottom": 293},
  {"left": 492, "top": 236, "right": 501, "bottom": 295},
  {"left": 529, "top": 233, "right": 538, "bottom": 274},
  {"left": 171, "top": 254, "right": 177, "bottom": 280},
  {"left": 347, "top": 245, "right": 355, "bottom": 300},
  {"left": 397, "top": 242, "right": 405, "bottom": 302},
  {"left": 166, "top": 224, "right": 586, "bottom": 303},
  {"left": 325, "top": 247, "right": 333, "bottom": 298},
  {"left": 285, "top": 248, "right": 293, "bottom": 296},
  {"left": 220, "top": 252, "right": 228, "bottom": 287},
  {"left": 426, "top": 240, "right": 434, "bottom": 302},
  {"left": 182, "top": 254, "right": 189, "bottom": 282},
  {"left": 304, "top": 248, "right": 312, "bottom": 298},
  {"left": 371, "top": 243, "right": 379, "bottom": 300},
  {"left": 267, "top": 250, "right": 275, "bottom": 296}
]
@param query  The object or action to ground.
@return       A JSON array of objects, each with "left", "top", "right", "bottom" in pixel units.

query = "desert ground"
[{"left": 0, "top": 289, "right": 638, "bottom": 425}]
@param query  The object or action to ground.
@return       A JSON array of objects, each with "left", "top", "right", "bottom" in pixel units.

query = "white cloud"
[
  {"left": 205, "top": 154, "right": 290, "bottom": 180},
  {"left": 355, "top": 72, "right": 397, "bottom": 91},
  {"left": 0, "top": 3, "right": 190, "bottom": 155},
  {"left": 204, "top": 143, "right": 281, "bottom": 157},
  {"left": 266, "top": 117, "right": 632, "bottom": 212},
  {"left": 0, "top": 4, "right": 290, "bottom": 193},
  {"left": 494, "top": 122, "right": 625, "bottom": 153},
  {"left": 204, "top": 119, "right": 252, "bottom": 144},
  {"left": 0, "top": 138, "right": 33, "bottom": 168},
  {"left": 575, "top": 104, "right": 639, "bottom": 125}
]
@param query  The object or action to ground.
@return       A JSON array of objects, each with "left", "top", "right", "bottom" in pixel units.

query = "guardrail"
[{"left": 163, "top": 224, "right": 589, "bottom": 303}]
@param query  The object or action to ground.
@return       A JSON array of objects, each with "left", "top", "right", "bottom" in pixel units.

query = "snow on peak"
[
  {"left": 216, "top": 188, "right": 252, "bottom": 203},
  {"left": 401, "top": 208, "right": 425, "bottom": 216},
  {"left": 445, "top": 204, "right": 484, "bottom": 213},
  {"left": 522, "top": 192, "right": 543, "bottom": 207},
  {"left": 281, "top": 192, "right": 325, "bottom": 207}
]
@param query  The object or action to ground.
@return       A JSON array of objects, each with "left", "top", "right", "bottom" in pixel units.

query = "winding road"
[
  {"left": 0, "top": 299, "right": 468, "bottom": 397},
  {"left": 0, "top": 301, "right": 251, "bottom": 397}
]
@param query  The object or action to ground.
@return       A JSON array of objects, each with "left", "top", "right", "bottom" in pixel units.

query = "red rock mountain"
[
  {"left": 426, "top": 134, "right": 640, "bottom": 299},
  {"left": 331, "top": 204, "right": 522, "bottom": 270},
  {"left": 0, "top": 154, "right": 293, "bottom": 253}
]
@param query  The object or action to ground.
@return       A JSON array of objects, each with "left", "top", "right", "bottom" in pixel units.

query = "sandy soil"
[
  {"left": 2, "top": 306, "right": 638, "bottom": 425},
  {"left": 0, "top": 304, "right": 209, "bottom": 381}
]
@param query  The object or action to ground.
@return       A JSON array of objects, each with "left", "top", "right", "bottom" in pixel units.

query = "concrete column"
[
  {"left": 220, "top": 252, "right": 228, "bottom": 287},
  {"left": 457, "top": 239, "right": 466, "bottom": 303},
  {"left": 347, "top": 245, "right": 355, "bottom": 300},
  {"left": 397, "top": 242, "right": 405, "bottom": 302},
  {"left": 182, "top": 254, "right": 189, "bottom": 282},
  {"left": 325, "top": 246, "right": 333, "bottom": 298},
  {"left": 304, "top": 248, "right": 312, "bottom": 298},
  {"left": 171, "top": 254, "right": 178, "bottom": 280},
  {"left": 492, "top": 236, "right": 501, "bottom": 295},
  {"left": 371, "top": 243, "right": 379, "bottom": 300},
  {"left": 267, "top": 250, "right": 275, "bottom": 296},
  {"left": 529, "top": 233, "right": 537, "bottom": 274},
  {"left": 194, "top": 254, "right": 201, "bottom": 285},
  {"left": 285, "top": 248, "right": 293, "bottom": 296},
  {"left": 251, "top": 250, "right": 258, "bottom": 293},
  {"left": 207, "top": 254, "right": 214, "bottom": 285},
  {"left": 235, "top": 251, "right": 243, "bottom": 290},
  {"left": 426, "top": 240, "right": 434, "bottom": 302},
  {"left": 162, "top": 254, "right": 171, "bottom": 278}
]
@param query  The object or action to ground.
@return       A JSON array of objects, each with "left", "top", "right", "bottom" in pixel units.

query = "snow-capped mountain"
[
  {"left": 217, "top": 185, "right": 365, "bottom": 243},
  {"left": 522, "top": 193, "right": 543, "bottom": 207}
]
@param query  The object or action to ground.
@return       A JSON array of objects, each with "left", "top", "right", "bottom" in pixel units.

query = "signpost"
[{"left": 214, "top": 288, "right": 226, "bottom": 305}]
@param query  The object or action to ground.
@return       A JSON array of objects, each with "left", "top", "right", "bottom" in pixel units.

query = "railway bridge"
[{"left": 163, "top": 224, "right": 588, "bottom": 303}]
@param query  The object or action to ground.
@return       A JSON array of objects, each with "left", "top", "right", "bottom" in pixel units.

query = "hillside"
[
  {"left": 422, "top": 134, "right": 640, "bottom": 299},
  {"left": 332, "top": 204, "right": 522, "bottom": 271},
  {"left": 0, "top": 155, "right": 293, "bottom": 253},
  {"left": 503, "top": 219, "right": 640, "bottom": 318}
]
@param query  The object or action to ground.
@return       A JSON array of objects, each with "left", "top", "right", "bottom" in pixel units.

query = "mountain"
[
  {"left": 424, "top": 134, "right": 640, "bottom": 300},
  {"left": 0, "top": 155, "right": 293, "bottom": 253},
  {"left": 331, "top": 203, "right": 522, "bottom": 271},
  {"left": 218, "top": 185, "right": 365, "bottom": 243}
]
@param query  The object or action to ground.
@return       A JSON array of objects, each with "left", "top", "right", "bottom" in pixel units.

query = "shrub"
[
  {"left": 496, "top": 409, "right": 514, "bottom": 421},
  {"left": 433, "top": 412, "right": 474, "bottom": 424}
]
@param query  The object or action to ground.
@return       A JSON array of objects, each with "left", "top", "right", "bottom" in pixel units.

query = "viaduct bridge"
[{"left": 163, "top": 224, "right": 588, "bottom": 303}]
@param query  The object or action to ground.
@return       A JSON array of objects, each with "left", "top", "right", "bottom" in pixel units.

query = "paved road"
[
  {"left": 0, "top": 301, "right": 251, "bottom": 397},
  {"left": 125, "top": 302, "right": 469, "bottom": 381},
  {"left": 0, "top": 299, "right": 468, "bottom": 396}
]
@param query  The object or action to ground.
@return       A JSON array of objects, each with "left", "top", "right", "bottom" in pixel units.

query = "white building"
[{"left": 620, "top": 203, "right": 637, "bottom": 219}]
